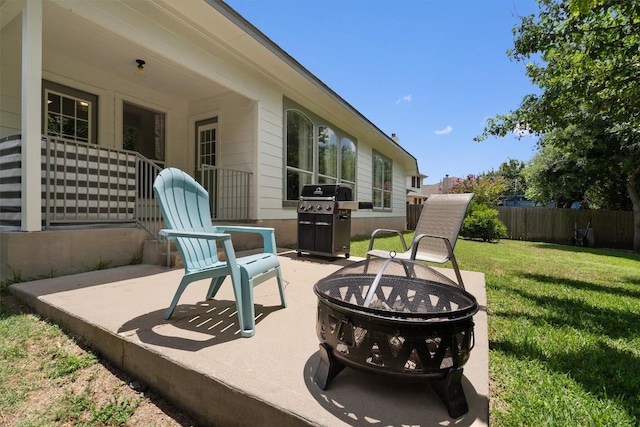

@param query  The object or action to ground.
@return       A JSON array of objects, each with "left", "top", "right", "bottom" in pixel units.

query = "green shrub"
[{"left": 460, "top": 203, "right": 507, "bottom": 242}]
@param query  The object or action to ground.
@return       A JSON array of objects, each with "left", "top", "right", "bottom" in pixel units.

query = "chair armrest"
[
  {"left": 159, "top": 229, "right": 231, "bottom": 241},
  {"left": 215, "top": 226, "right": 278, "bottom": 254},
  {"left": 410, "top": 233, "right": 466, "bottom": 289},
  {"left": 410, "top": 233, "right": 453, "bottom": 259},
  {"left": 367, "top": 228, "right": 408, "bottom": 252},
  {"left": 216, "top": 225, "right": 274, "bottom": 235}
]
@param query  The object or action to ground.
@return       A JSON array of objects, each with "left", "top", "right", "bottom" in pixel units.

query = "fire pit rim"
[
  {"left": 313, "top": 258, "right": 479, "bottom": 321},
  {"left": 313, "top": 277, "right": 479, "bottom": 323}
]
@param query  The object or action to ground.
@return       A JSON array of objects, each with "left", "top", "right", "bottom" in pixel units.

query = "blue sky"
[{"left": 225, "top": 0, "right": 541, "bottom": 184}]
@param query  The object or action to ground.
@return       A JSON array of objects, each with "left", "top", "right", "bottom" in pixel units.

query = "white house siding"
[
  {"left": 356, "top": 145, "right": 374, "bottom": 209},
  {"left": 256, "top": 97, "right": 287, "bottom": 221},
  {"left": 0, "top": 36, "right": 190, "bottom": 165},
  {"left": 0, "top": 16, "right": 21, "bottom": 138},
  {"left": 43, "top": 54, "right": 188, "bottom": 154},
  {"left": 189, "top": 92, "right": 260, "bottom": 219},
  {"left": 354, "top": 143, "right": 408, "bottom": 215},
  {"left": 1, "top": 0, "right": 416, "bottom": 239}
]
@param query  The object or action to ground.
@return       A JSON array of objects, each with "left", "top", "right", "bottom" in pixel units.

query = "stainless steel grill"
[{"left": 296, "top": 184, "right": 357, "bottom": 259}]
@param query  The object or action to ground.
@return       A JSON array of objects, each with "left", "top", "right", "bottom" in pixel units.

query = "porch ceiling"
[
  {"left": 42, "top": 1, "right": 231, "bottom": 103},
  {"left": 3, "top": 0, "right": 417, "bottom": 171}
]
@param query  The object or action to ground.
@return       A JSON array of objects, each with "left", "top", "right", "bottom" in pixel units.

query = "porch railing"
[
  {"left": 0, "top": 136, "right": 254, "bottom": 236},
  {"left": 43, "top": 136, "right": 164, "bottom": 239},
  {"left": 200, "top": 164, "right": 252, "bottom": 221}
]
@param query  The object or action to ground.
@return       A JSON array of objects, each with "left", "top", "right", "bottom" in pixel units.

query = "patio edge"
[{"left": 9, "top": 284, "right": 316, "bottom": 427}]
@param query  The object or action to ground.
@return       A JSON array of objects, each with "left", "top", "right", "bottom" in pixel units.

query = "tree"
[
  {"left": 485, "top": 159, "right": 529, "bottom": 196},
  {"left": 447, "top": 174, "right": 508, "bottom": 242},
  {"left": 524, "top": 138, "right": 588, "bottom": 207},
  {"left": 524, "top": 125, "right": 633, "bottom": 209},
  {"left": 477, "top": 0, "right": 640, "bottom": 251}
]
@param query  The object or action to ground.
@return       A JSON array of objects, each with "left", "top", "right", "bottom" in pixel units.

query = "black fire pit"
[{"left": 312, "top": 257, "right": 478, "bottom": 418}]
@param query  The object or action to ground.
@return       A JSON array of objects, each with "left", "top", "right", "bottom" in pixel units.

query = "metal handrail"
[
  {"left": 42, "top": 136, "right": 163, "bottom": 238},
  {"left": 200, "top": 164, "right": 253, "bottom": 221},
  {"left": 40, "top": 138, "right": 254, "bottom": 240}
]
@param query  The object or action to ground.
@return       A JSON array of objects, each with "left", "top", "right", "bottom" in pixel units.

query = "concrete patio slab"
[{"left": 10, "top": 250, "right": 488, "bottom": 427}]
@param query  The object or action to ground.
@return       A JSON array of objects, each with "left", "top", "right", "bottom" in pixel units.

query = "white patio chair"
[{"left": 366, "top": 193, "right": 474, "bottom": 287}]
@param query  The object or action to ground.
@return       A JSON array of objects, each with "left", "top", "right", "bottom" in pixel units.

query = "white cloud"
[
  {"left": 434, "top": 125, "right": 453, "bottom": 135},
  {"left": 395, "top": 95, "right": 412, "bottom": 105},
  {"left": 512, "top": 124, "right": 531, "bottom": 137}
]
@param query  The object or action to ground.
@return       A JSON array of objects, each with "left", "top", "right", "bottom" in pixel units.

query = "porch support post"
[{"left": 20, "top": 0, "right": 43, "bottom": 231}]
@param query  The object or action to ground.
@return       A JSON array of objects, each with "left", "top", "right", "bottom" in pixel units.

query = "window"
[
  {"left": 411, "top": 176, "right": 421, "bottom": 188},
  {"left": 285, "top": 101, "right": 358, "bottom": 200},
  {"left": 318, "top": 126, "right": 338, "bottom": 184},
  {"left": 286, "top": 110, "right": 314, "bottom": 200},
  {"left": 373, "top": 151, "right": 392, "bottom": 209},
  {"left": 341, "top": 137, "right": 356, "bottom": 189},
  {"left": 43, "top": 81, "right": 98, "bottom": 143}
]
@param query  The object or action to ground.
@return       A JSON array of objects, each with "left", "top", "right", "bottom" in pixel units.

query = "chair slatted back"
[
  {"left": 413, "top": 193, "right": 473, "bottom": 259},
  {"left": 153, "top": 168, "right": 220, "bottom": 272}
]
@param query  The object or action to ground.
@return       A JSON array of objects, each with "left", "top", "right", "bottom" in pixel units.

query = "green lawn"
[
  {"left": 351, "top": 236, "right": 640, "bottom": 426},
  {"left": 3, "top": 236, "right": 639, "bottom": 425}
]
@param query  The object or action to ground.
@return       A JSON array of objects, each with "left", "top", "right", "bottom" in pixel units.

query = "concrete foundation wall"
[
  {"left": 0, "top": 228, "right": 149, "bottom": 283},
  {"left": 0, "top": 216, "right": 406, "bottom": 283}
]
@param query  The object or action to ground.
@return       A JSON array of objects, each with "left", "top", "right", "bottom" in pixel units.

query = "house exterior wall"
[
  {"left": 40, "top": 54, "right": 190, "bottom": 159},
  {"left": 0, "top": 17, "right": 21, "bottom": 138},
  {"left": 355, "top": 143, "right": 409, "bottom": 221},
  {"left": 0, "top": 228, "right": 150, "bottom": 283},
  {"left": 1, "top": 0, "right": 415, "bottom": 245},
  {"left": 1, "top": 18, "right": 190, "bottom": 160}
]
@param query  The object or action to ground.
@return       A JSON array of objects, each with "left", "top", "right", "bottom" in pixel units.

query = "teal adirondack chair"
[{"left": 153, "top": 167, "right": 286, "bottom": 337}]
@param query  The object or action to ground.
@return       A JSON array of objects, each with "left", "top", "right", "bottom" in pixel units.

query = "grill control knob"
[{"left": 317, "top": 205, "right": 323, "bottom": 211}]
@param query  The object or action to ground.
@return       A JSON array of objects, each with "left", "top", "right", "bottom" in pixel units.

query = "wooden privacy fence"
[
  {"left": 406, "top": 204, "right": 423, "bottom": 231},
  {"left": 496, "top": 207, "right": 633, "bottom": 249},
  {"left": 406, "top": 204, "right": 634, "bottom": 249}
]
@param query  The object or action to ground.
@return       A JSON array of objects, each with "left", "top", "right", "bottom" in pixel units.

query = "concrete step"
[{"left": 142, "top": 239, "right": 182, "bottom": 268}]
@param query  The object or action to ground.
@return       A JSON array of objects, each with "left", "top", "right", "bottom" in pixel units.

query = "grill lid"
[
  {"left": 299, "top": 184, "right": 353, "bottom": 201},
  {"left": 314, "top": 257, "right": 478, "bottom": 321}
]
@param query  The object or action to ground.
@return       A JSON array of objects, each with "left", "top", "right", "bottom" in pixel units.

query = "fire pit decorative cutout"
[{"left": 312, "top": 257, "right": 478, "bottom": 418}]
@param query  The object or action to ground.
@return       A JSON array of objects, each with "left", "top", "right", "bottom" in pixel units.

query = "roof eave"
[{"left": 204, "top": 0, "right": 418, "bottom": 170}]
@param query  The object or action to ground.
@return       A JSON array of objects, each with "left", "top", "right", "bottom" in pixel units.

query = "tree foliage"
[
  {"left": 525, "top": 125, "right": 632, "bottom": 209},
  {"left": 477, "top": 0, "right": 640, "bottom": 251},
  {"left": 485, "top": 159, "right": 529, "bottom": 196},
  {"left": 448, "top": 174, "right": 507, "bottom": 206},
  {"left": 447, "top": 175, "right": 508, "bottom": 242}
]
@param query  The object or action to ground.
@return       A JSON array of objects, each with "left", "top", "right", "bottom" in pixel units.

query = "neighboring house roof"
[
  {"left": 421, "top": 175, "right": 463, "bottom": 197},
  {"left": 422, "top": 183, "right": 443, "bottom": 196},
  {"left": 406, "top": 189, "right": 426, "bottom": 199}
]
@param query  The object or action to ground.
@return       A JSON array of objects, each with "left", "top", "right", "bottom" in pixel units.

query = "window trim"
[
  {"left": 42, "top": 80, "right": 98, "bottom": 143},
  {"left": 372, "top": 150, "right": 392, "bottom": 210},
  {"left": 284, "top": 98, "right": 358, "bottom": 201}
]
